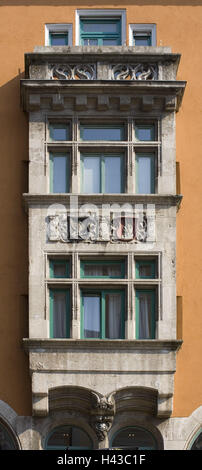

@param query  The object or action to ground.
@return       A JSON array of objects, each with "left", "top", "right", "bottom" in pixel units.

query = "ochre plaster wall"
[{"left": 0, "top": 1, "right": 201, "bottom": 417}]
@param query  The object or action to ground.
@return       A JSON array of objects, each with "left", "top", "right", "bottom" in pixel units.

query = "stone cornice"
[
  {"left": 23, "top": 338, "right": 182, "bottom": 353},
  {"left": 22, "top": 193, "right": 183, "bottom": 208}
]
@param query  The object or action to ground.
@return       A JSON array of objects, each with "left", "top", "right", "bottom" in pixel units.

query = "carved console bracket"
[{"left": 91, "top": 393, "right": 115, "bottom": 441}]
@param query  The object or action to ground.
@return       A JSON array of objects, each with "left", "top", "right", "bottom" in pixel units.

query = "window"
[
  {"left": 129, "top": 24, "right": 156, "bottom": 47},
  {"left": 135, "top": 124, "right": 156, "bottom": 142},
  {"left": 50, "top": 152, "right": 70, "bottom": 193},
  {"left": 45, "top": 24, "right": 72, "bottom": 46},
  {"left": 81, "top": 154, "right": 124, "bottom": 193},
  {"left": 50, "top": 289, "right": 70, "bottom": 338},
  {"left": 75, "top": 10, "right": 126, "bottom": 46},
  {"left": 135, "top": 153, "right": 155, "bottom": 194},
  {"left": 80, "top": 260, "right": 125, "bottom": 278},
  {"left": 49, "top": 123, "right": 70, "bottom": 141},
  {"left": 50, "top": 260, "right": 70, "bottom": 278},
  {"left": 135, "top": 260, "right": 157, "bottom": 279},
  {"left": 46, "top": 426, "right": 92, "bottom": 450},
  {"left": 135, "top": 289, "right": 156, "bottom": 339},
  {"left": 111, "top": 426, "right": 157, "bottom": 450},
  {"left": 80, "top": 124, "right": 125, "bottom": 141},
  {"left": 81, "top": 290, "right": 125, "bottom": 339},
  {"left": 80, "top": 18, "right": 121, "bottom": 45}
]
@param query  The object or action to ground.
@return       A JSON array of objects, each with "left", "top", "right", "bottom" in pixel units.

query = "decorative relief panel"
[
  {"left": 47, "top": 214, "right": 150, "bottom": 243},
  {"left": 49, "top": 63, "right": 158, "bottom": 81},
  {"left": 112, "top": 63, "right": 158, "bottom": 81},
  {"left": 50, "top": 64, "right": 96, "bottom": 80}
]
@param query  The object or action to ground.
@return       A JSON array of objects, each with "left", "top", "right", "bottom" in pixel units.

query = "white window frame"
[
  {"left": 45, "top": 24, "right": 73, "bottom": 46},
  {"left": 75, "top": 9, "right": 126, "bottom": 46},
  {"left": 129, "top": 24, "right": 156, "bottom": 47}
]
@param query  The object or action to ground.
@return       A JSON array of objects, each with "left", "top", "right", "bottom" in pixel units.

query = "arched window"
[
  {"left": 190, "top": 430, "right": 202, "bottom": 450},
  {"left": 0, "top": 422, "right": 17, "bottom": 450},
  {"left": 111, "top": 426, "right": 157, "bottom": 450},
  {"left": 45, "top": 425, "right": 93, "bottom": 450}
]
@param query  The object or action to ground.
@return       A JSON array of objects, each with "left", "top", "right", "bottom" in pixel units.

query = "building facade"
[{"left": 0, "top": 1, "right": 202, "bottom": 451}]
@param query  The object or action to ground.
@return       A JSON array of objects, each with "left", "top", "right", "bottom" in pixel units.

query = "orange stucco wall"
[{"left": 0, "top": 1, "right": 201, "bottom": 417}]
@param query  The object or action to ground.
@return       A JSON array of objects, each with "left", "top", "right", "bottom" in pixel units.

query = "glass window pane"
[
  {"left": 83, "top": 263, "right": 122, "bottom": 278},
  {"left": 112, "top": 427, "right": 157, "bottom": 450},
  {"left": 136, "top": 155, "right": 154, "bottom": 194},
  {"left": 83, "top": 295, "right": 100, "bottom": 338},
  {"left": 82, "top": 157, "right": 100, "bottom": 193},
  {"left": 53, "top": 292, "right": 67, "bottom": 338},
  {"left": 103, "top": 39, "right": 119, "bottom": 45},
  {"left": 50, "top": 33, "right": 68, "bottom": 46},
  {"left": 137, "top": 291, "right": 154, "bottom": 339},
  {"left": 83, "top": 38, "right": 98, "bottom": 45},
  {"left": 105, "top": 293, "right": 122, "bottom": 339},
  {"left": 47, "top": 426, "right": 92, "bottom": 449},
  {"left": 52, "top": 155, "right": 68, "bottom": 193},
  {"left": 134, "top": 35, "right": 151, "bottom": 46},
  {"left": 136, "top": 261, "right": 156, "bottom": 279},
  {"left": 53, "top": 263, "right": 67, "bottom": 278},
  {"left": 136, "top": 126, "right": 155, "bottom": 141},
  {"left": 82, "top": 22, "right": 118, "bottom": 33},
  {"left": 81, "top": 126, "right": 124, "bottom": 141},
  {"left": 50, "top": 125, "right": 69, "bottom": 141},
  {"left": 105, "top": 157, "right": 121, "bottom": 193}
]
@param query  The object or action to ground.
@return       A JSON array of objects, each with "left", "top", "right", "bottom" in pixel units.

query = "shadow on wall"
[{"left": 0, "top": 70, "right": 31, "bottom": 414}]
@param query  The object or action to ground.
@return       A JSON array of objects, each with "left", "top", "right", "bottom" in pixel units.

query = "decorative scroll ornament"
[
  {"left": 112, "top": 63, "right": 158, "bottom": 80},
  {"left": 51, "top": 64, "right": 96, "bottom": 80}
]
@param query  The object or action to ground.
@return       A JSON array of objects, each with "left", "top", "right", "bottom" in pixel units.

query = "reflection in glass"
[
  {"left": 81, "top": 125, "right": 124, "bottom": 141},
  {"left": 50, "top": 33, "right": 68, "bottom": 46},
  {"left": 83, "top": 39, "right": 98, "bottom": 45},
  {"left": 83, "top": 157, "right": 100, "bottom": 193},
  {"left": 50, "top": 125, "right": 69, "bottom": 141},
  {"left": 105, "top": 157, "right": 121, "bottom": 193},
  {"left": 83, "top": 295, "right": 100, "bottom": 338},
  {"left": 136, "top": 125, "right": 155, "bottom": 141},
  {"left": 52, "top": 155, "right": 68, "bottom": 193},
  {"left": 83, "top": 22, "right": 118, "bottom": 33},
  {"left": 136, "top": 155, "right": 154, "bottom": 194}
]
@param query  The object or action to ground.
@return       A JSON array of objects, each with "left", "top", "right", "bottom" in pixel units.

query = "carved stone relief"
[
  {"left": 51, "top": 64, "right": 96, "bottom": 80},
  {"left": 112, "top": 63, "right": 158, "bottom": 81},
  {"left": 47, "top": 213, "right": 149, "bottom": 243}
]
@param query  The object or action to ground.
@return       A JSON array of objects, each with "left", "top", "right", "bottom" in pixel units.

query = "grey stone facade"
[{"left": 3, "top": 44, "right": 201, "bottom": 450}]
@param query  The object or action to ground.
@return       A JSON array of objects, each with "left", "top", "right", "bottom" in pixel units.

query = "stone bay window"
[{"left": 21, "top": 43, "right": 185, "bottom": 447}]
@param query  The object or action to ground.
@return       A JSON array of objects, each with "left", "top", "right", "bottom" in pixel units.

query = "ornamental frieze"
[
  {"left": 111, "top": 63, "right": 158, "bottom": 80},
  {"left": 49, "top": 62, "right": 158, "bottom": 81}
]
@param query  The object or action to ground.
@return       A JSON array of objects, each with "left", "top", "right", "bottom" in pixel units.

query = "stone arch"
[{"left": 0, "top": 400, "right": 20, "bottom": 450}]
